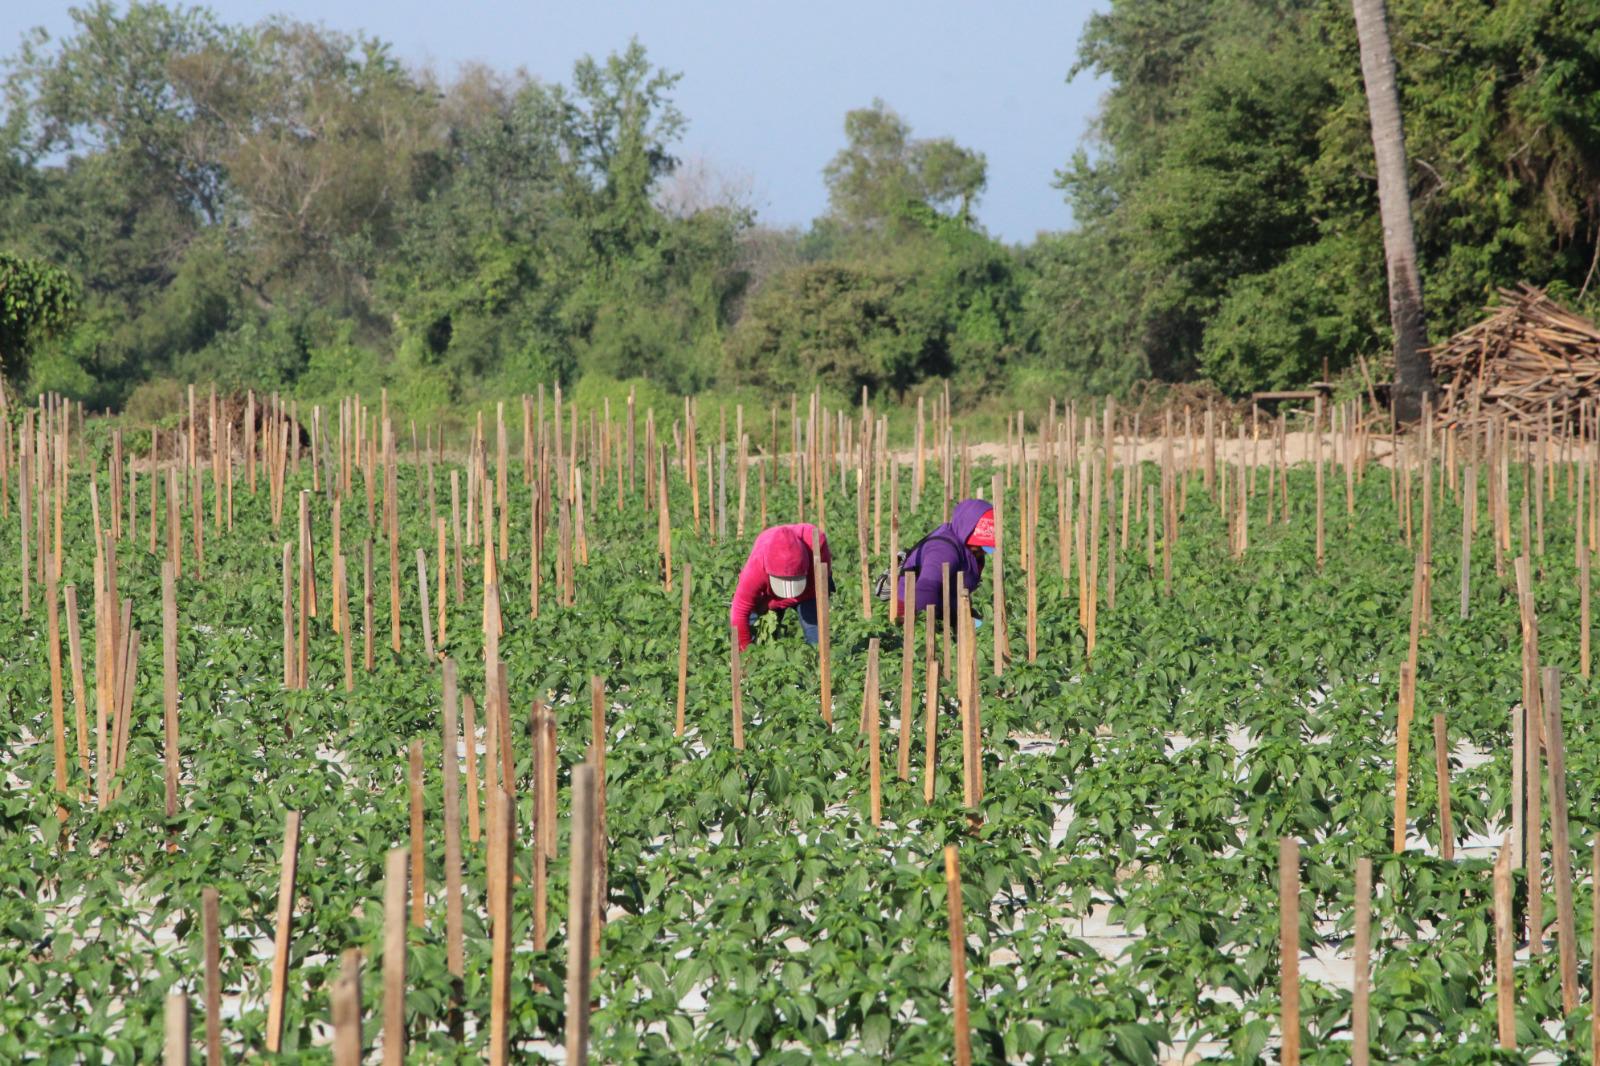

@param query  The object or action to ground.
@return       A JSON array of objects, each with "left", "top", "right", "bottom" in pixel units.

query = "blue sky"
[{"left": 2, "top": 1, "right": 1109, "bottom": 243}]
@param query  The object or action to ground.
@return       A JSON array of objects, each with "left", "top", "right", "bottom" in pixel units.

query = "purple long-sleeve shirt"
[{"left": 897, "top": 498, "right": 991, "bottom": 619}]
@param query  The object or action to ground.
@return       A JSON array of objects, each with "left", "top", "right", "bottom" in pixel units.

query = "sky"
[{"left": 2, "top": 1, "right": 1109, "bottom": 244}]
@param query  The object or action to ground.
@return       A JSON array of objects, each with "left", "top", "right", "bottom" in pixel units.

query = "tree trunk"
[{"left": 1352, "top": 0, "right": 1432, "bottom": 423}]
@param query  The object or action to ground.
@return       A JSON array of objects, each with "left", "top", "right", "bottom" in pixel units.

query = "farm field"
[{"left": 2, "top": 389, "right": 1596, "bottom": 1064}]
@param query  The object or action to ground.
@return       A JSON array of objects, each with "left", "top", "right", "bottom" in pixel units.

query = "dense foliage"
[
  {"left": 2, "top": 0, "right": 1599, "bottom": 407},
  {"left": 0, "top": 250, "right": 79, "bottom": 385},
  {"left": 1048, "top": 0, "right": 1600, "bottom": 393},
  {"left": 2, "top": 406, "right": 1597, "bottom": 1061}
]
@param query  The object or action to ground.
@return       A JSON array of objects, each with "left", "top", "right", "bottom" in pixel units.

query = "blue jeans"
[{"left": 749, "top": 598, "right": 820, "bottom": 645}]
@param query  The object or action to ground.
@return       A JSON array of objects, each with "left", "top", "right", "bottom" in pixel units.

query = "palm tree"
[{"left": 1352, "top": 0, "right": 1433, "bottom": 422}]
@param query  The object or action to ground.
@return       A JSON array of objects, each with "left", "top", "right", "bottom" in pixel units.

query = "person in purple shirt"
[{"left": 896, "top": 498, "right": 995, "bottom": 622}]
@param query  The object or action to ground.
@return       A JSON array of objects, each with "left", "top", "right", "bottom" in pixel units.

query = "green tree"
[
  {"left": 1048, "top": 0, "right": 1600, "bottom": 396},
  {"left": 0, "top": 251, "right": 79, "bottom": 386},
  {"left": 823, "top": 100, "right": 986, "bottom": 232}
]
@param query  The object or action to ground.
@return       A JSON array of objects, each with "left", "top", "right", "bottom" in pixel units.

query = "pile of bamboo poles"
[{"left": 1433, "top": 284, "right": 1600, "bottom": 428}]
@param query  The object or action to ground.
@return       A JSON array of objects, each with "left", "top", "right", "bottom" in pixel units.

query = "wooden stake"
[
  {"left": 331, "top": 949, "right": 362, "bottom": 1066},
  {"left": 202, "top": 887, "right": 222, "bottom": 1066},
  {"left": 1583, "top": 542, "right": 1592, "bottom": 679},
  {"left": 566, "top": 764, "right": 598, "bottom": 1066},
  {"left": 1393, "top": 662, "right": 1414, "bottom": 852},
  {"left": 487, "top": 792, "right": 512, "bottom": 1066},
  {"left": 383, "top": 845, "right": 408, "bottom": 1066},
  {"left": 589, "top": 676, "right": 609, "bottom": 959},
  {"left": 1591, "top": 839, "right": 1598, "bottom": 1066},
  {"left": 281, "top": 543, "right": 294, "bottom": 688},
  {"left": 264, "top": 810, "right": 302, "bottom": 1054},
  {"left": 338, "top": 555, "right": 353, "bottom": 691},
  {"left": 441, "top": 661, "right": 465, "bottom": 977},
  {"left": 897, "top": 580, "right": 916, "bottom": 781},
  {"left": 162, "top": 561, "right": 179, "bottom": 821},
  {"left": 1461, "top": 465, "right": 1475, "bottom": 620},
  {"left": 943, "top": 845, "right": 972, "bottom": 1066},
  {"left": 408, "top": 739, "right": 426, "bottom": 927},
  {"left": 65, "top": 584, "right": 89, "bottom": 773},
  {"left": 1542, "top": 667, "right": 1579, "bottom": 1015},
  {"left": 416, "top": 549, "right": 434, "bottom": 660},
  {"left": 730, "top": 626, "right": 745, "bottom": 751},
  {"left": 46, "top": 557, "right": 66, "bottom": 806},
  {"left": 818, "top": 560, "right": 833, "bottom": 726},
  {"left": 464, "top": 694, "right": 480, "bottom": 844},
  {"left": 1494, "top": 836, "right": 1516, "bottom": 1048},
  {"left": 165, "top": 991, "right": 189, "bottom": 1066},
  {"left": 1352, "top": 857, "right": 1371, "bottom": 1066},
  {"left": 1279, "top": 836, "right": 1300, "bottom": 1066},
  {"left": 1432, "top": 712, "right": 1454, "bottom": 861},
  {"left": 923, "top": 612, "right": 938, "bottom": 805},
  {"left": 865, "top": 638, "right": 881, "bottom": 826},
  {"left": 675, "top": 564, "right": 691, "bottom": 737}
]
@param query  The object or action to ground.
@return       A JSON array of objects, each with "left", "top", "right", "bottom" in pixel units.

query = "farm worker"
[
  {"left": 730, "top": 523, "right": 832, "bottom": 650},
  {"left": 897, "top": 498, "right": 994, "bottom": 622}
]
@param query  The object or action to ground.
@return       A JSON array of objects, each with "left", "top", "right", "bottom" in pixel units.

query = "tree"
[
  {"left": 0, "top": 252, "right": 79, "bottom": 386},
  {"left": 1351, "top": 0, "right": 1431, "bottom": 420},
  {"left": 823, "top": 100, "right": 986, "bottom": 232}
]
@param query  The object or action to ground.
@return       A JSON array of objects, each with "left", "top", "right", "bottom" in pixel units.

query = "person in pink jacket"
[{"left": 730, "top": 524, "right": 832, "bottom": 650}]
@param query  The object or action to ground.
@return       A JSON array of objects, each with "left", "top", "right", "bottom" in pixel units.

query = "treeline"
[
  {"left": 1048, "top": 0, "right": 1600, "bottom": 394},
  {"left": 2, "top": 0, "right": 1598, "bottom": 415}
]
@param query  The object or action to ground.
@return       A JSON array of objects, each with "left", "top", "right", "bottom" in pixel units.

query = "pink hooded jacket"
[{"left": 729, "top": 524, "right": 831, "bottom": 649}]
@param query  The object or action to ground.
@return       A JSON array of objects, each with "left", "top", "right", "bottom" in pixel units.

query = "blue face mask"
[{"left": 981, "top": 546, "right": 994, "bottom": 555}]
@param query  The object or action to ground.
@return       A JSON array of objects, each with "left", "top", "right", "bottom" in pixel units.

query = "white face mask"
[{"left": 769, "top": 574, "right": 808, "bottom": 598}]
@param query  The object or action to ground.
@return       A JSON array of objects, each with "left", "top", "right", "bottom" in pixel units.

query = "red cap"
[
  {"left": 966, "top": 509, "right": 996, "bottom": 548},
  {"left": 765, "top": 529, "right": 811, "bottom": 578}
]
